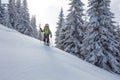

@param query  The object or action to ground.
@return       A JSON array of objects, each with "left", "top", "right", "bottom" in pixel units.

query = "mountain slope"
[{"left": 0, "top": 24, "right": 120, "bottom": 80}]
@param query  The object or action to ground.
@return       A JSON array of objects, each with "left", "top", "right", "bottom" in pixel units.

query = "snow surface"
[{"left": 0, "top": 24, "right": 120, "bottom": 80}]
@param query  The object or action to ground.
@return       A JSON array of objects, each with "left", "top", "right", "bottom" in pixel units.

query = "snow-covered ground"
[{"left": 0, "top": 24, "right": 120, "bottom": 80}]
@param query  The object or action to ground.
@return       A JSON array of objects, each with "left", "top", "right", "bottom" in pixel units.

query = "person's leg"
[
  {"left": 46, "top": 35, "right": 50, "bottom": 45},
  {"left": 43, "top": 34, "right": 47, "bottom": 44}
]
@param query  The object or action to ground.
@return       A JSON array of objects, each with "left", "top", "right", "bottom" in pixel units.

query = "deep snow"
[{"left": 0, "top": 24, "right": 120, "bottom": 80}]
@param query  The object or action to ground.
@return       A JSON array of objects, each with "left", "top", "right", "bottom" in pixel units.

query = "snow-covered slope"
[{"left": 0, "top": 24, "right": 120, "bottom": 80}]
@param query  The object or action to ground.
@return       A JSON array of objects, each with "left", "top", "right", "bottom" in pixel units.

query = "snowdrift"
[{"left": 0, "top": 24, "right": 120, "bottom": 80}]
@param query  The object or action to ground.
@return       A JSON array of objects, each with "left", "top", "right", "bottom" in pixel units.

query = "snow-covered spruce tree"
[
  {"left": 116, "top": 24, "right": 120, "bottom": 40},
  {"left": 0, "top": 0, "right": 6, "bottom": 25},
  {"left": 21, "top": 0, "right": 32, "bottom": 36},
  {"left": 8, "top": 0, "right": 18, "bottom": 29},
  {"left": 80, "top": 0, "right": 120, "bottom": 74},
  {"left": 16, "top": 0, "right": 26, "bottom": 33},
  {"left": 62, "top": 0, "right": 84, "bottom": 56},
  {"left": 30, "top": 15, "right": 38, "bottom": 39},
  {"left": 55, "top": 8, "right": 65, "bottom": 49},
  {"left": 38, "top": 23, "right": 43, "bottom": 41},
  {"left": 3, "top": 4, "right": 12, "bottom": 28}
]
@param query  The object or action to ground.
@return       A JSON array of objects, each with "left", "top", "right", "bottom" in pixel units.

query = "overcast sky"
[
  {"left": 28, "top": 0, "right": 69, "bottom": 29},
  {"left": 2, "top": 0, "right": 120, "bottom": 40},
  {"left": 2, "top": 0, "right": 120, "bottom": 26},
  {"left": 27, "top": 0, "right": 87, "bottom": 28},
  {"left": 27, "top": 0, "right": 120, "bottom": 28}
]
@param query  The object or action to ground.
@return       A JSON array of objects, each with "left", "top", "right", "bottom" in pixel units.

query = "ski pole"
[{"left": 50, "top": 37, "right": 53, "bottom": 47}]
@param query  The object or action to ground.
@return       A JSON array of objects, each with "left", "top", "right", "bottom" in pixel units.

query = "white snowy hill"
[{"left": 0, "top": 24, "right": 120, "bottom": 80}]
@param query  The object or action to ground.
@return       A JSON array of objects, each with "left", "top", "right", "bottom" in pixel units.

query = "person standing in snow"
[{"left": 40, "top": 24, "right": 52, "bottom": 45}]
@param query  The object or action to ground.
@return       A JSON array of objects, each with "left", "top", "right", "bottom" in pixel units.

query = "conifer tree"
[
  {"left": 116, "top": 23, "right": 120, "bottom": 40},
  {"left": 3, "top": 5, "right": 11, "bottom": 28},
  {"left": 0, "top": 0, "right": 6, "bottom": 25},
  {"left": 22, "top": 0, "right": 30, "bottom": 22},
  {"left": 62, "top": 0, "right": 84, "bottom": 56},
  {"left": 16, "top": 0, "right": 25, "bottom": 33},
  {"left": 38, "top": 23, "right": 43, "bottom": 41},
  {"left": 81, "top": 0, "right": 120, "bottom": 74},
  {"left": 55, "top": 8, "right": 65, "bottom": 49},
  {"left": 8, "top": 0, "right": 17, "bottom": 29},
  {"left": 30, "top": 15, "right": 38, "bottom": 39},
  {"left": 21, "top": 0, "right": 32, "bottom": 36}
]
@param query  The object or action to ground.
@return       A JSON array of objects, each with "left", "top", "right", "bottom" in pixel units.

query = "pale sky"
[
  {"left": 27, "top": 0, "right": 120, "bottom": 42},
  {"left": 27, "top": 0, "right": 87, "bottom": 41},
  {"left": 2, "top": 0, "right": 120, "bottom": 42},
  {"left": 28, "top": 0, "right": 70, "bottom": 30},
  {"left": 2, "top": 0, "right": 120, "bottom": 27},
  {"left": 28, "top": 0, "right": 88, "bottom": 25},
  {"left": 27, "top": 0, "right": 120, "bottom": 30}
]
